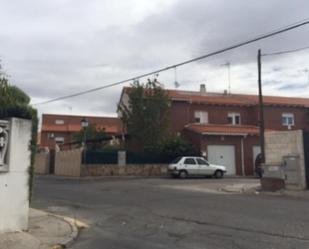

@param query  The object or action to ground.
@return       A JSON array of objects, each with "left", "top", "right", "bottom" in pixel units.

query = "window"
[
  {"left": 196, "top": 158, "right": 209, "bottom": 165},
  {"left": 55, "top": 119, "right": 64, "bottom": 125},
  {"left": 282, "top": 113, "right": 294, "bottom": 126},
  {"left": 194, "top": 111, "right": 208, "bottom": 123},
  {"left": 184, "top": 158, "right": 196, "bottom": 165},
  {"left": 228, "top": 113, "right": 241, "bottom": 125},
  {"left": 47, "top": 133, "right": 54, "bottom": 139},
  {"left": 55, "top": 137, "right": 64, "bottom": 144}
]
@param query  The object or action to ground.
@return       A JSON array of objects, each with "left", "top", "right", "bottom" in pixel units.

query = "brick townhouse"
[
  {"left": 119, "top": 85, "right": 309, "bottom": 176},
  {"left": 40, "top": 114, "right": 123, "bottom": 149}
]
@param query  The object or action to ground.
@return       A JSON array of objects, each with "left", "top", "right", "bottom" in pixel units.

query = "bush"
[{"left": 158, "top": 136, "right": 199, "bottom": 158}]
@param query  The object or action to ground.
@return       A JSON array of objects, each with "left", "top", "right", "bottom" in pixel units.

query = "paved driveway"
[{"left": 32, "top": 176, "right": 309, "bottom": 249}]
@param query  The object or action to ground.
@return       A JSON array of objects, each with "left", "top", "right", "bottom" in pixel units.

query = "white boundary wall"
[
  {"left": 0, "top": 118, "right": 32, "bottom": 233},
  {"left": 265, "top": 130, "right": 307, "bottom": 190}
]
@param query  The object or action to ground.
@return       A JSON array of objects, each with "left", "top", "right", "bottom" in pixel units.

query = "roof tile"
[
  {"left": 185, "top": 123, "right": 271, "bottom": 135},
  {"left": 166, "top": 89, "right": 309, "bottom": 107}
]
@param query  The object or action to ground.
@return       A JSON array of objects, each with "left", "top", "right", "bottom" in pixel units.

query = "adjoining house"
[
  {"left": 40, "top": 114, "right": 123, "bottom": 149},
  {"left": 119, "top": 85, "right": 309, "bottom": 176}
]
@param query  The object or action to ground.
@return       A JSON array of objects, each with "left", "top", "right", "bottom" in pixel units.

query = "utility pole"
[{"left": 258, "top": 49, "right": 265, "bottom": 163}]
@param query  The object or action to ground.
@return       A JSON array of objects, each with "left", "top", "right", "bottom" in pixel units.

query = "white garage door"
[{"left": 207, "top": 145, "right": 236, "bottom": 175}]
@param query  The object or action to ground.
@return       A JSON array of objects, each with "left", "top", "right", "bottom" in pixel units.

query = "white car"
[{"left": 168, "top": 156, "right": 227, "bottom": 178}]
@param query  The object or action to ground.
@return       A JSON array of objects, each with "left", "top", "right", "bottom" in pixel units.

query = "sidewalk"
[
  {"left": 0, "top": 209, "right": 86, "bottom": 249},
  {"left": 161, "top": 178, "right": 261, "bottom": 194},
  {"left": 220, "top": 182, "right": 309, "bottom": 200},
  {"left": 160, "top": 178, "right": 309, "bottom": 199}
]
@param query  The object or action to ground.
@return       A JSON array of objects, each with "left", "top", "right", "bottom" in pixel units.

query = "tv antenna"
[
  {"left": 174, "top": 67, "right": 180, "bottom": 89},
  {"left": 221, "top": 62, "right": 231, "bottom": 94}
]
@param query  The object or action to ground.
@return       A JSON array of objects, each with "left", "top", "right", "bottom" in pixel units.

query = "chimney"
[
  {"left": 200, "top": 84, "right": 206, "bottom": 94},
  {"left": 223, "top": 89, "right": 228, "bottom": 95}
]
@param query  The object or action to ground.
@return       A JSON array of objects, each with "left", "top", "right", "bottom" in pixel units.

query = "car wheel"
[
  {"left": 214, "top": 170, "right": 223, "bottom": 179},
  {"left": 179, "top": 170, "right": 188, "bottom": 179}
]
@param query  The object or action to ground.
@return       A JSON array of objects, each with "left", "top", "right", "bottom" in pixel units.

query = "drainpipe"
[{"left": 241, "top": 136, "right": 245, "bottom": 176}]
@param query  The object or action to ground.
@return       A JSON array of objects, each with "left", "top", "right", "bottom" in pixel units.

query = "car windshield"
[{"left": 171, "top": 157, "right": 182, "bottom": 164}]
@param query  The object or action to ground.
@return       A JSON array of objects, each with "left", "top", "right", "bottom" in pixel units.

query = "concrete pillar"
[
  {"left": 118, "top": 150, "right": 126, "bottom": 166},
  {"left": 0, "top": 118, "right": 32, "bottom": 233},
  {"left": 118, "top": 151, "right": 126, "bottom": 175}
]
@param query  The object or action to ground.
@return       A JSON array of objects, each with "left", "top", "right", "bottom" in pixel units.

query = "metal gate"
[
  {"left": 49, "top": 149, "right": 56, "bottom": 174},
  {"left": 303, "top": 131, "right": 309, "bottom": 189}
]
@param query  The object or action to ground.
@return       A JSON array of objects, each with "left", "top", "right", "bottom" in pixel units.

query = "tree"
[
  {"left": 118, "top": 79, "right": 170, "bottom": 151},
  {"left": 73, "top": 124, "right": 108, "bottom": 150},
  {"left": 0, "top": 75, "right": 33, "bottom": 118}
]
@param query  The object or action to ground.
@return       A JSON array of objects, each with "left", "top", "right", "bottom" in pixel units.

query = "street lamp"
[
  {"left": 81, "top": 117, "right": 89, "bottom": 129},
  {"left": 80, "top": 117, "right": 89, "bottom": 163}
]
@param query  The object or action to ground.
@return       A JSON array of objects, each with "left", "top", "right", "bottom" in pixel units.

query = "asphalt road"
[{"left": 32, "top": 176, "right": 309, "bottom": 249}]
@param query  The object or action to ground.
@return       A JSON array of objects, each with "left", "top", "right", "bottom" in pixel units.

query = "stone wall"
[
  {"left": 0, "top": 118, "right": 32, "bottom": 233},
  {"left": 81, "top": 164, "right": 168, "bottom": 177},
  {"left": 53, "top": 148, "right": 168, "bottom": 177},
  {"left": 34, "top": 152, "right": 49, "bottom": 175},
  {"left": 265, "top": 130, "right": 306, "bottom": 190},
  {"left": 55, "top": 149, "right": 82, "bottom": 177}
]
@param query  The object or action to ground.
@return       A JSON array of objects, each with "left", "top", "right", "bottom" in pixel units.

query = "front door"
[{"left": 196, "top": 158, "right": 213, "bottom": 175}]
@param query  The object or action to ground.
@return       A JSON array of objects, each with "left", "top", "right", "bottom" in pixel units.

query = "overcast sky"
[{"left": 1, "top": 0, "right": 309, "bottom": 118}]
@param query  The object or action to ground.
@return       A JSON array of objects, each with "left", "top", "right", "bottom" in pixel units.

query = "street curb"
[
  {"left": 220, "top": 185, "right": 281, "bottom": 196},
  {"left": 31, "top": 209, "right": 87, "bottom": 249},
  {"left": 218, "top": 185, "right": 259, "bottom": 194},
  {"left": 52, "top": 214, "right": 88, "bottom": 248},
  {"left": 254, "top": 189, "right": 309, "bottom": 199},
  {"left": 55, "top": 216, "right": 79, "bottom": 248},
  {"left": 35, "top": 175, "right": 163, "bottom": 182},
  {"left": 219, "top": 187, "right": 244, "bottom": 193}
]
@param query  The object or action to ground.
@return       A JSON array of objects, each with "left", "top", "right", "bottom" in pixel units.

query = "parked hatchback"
[{"left": 168, "top": 156, "right": 227, "bottom": 178}]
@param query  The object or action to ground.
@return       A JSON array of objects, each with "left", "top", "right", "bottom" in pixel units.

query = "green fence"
[
  {"left": 84, "top": 150, "right": 118, "bottom": 164},
  {"left": 84, "top": 150, "right": 198, "bottom": 165},
  {"left": 126, "top": 151, "right": 173, "bottom": 164},
  {"left": 84, "top": 150, "right": 175, "bottom": 164}
]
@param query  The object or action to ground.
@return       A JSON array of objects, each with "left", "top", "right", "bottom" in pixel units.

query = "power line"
[
  {"left": 33, "top": 19, "right": 309, "bottom": 106},
  {"left": 262, "top": 45, "right": 309, "bottom": 56}
]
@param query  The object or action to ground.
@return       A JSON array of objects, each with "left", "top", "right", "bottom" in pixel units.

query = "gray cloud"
[
  {"left": 1, "top": 0, "right": 309, "bottom": 118},
  {"left": 278, "top": 82, "right": 309, "bottom": 91}
]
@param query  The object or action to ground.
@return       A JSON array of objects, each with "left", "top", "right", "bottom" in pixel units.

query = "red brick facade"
[
  {"left": 119, "top": 87, "right": 309, "bottom": 176},
  {"left": 40, "top": 114, "right": 123, "bottom": 149},
  {"left": 165, "top": 87, "right": 309, "bottom": 176},
  {"left": 170, "top": 102, "right": 309, "bottom": 133}
]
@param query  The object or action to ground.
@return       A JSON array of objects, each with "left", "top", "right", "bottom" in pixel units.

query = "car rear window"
[
  {"left": 184, "top": 158, "right": 196, "bottom": 165},
  {"left": 196, "top": 158, "right": 209, "bottom": 165}
]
